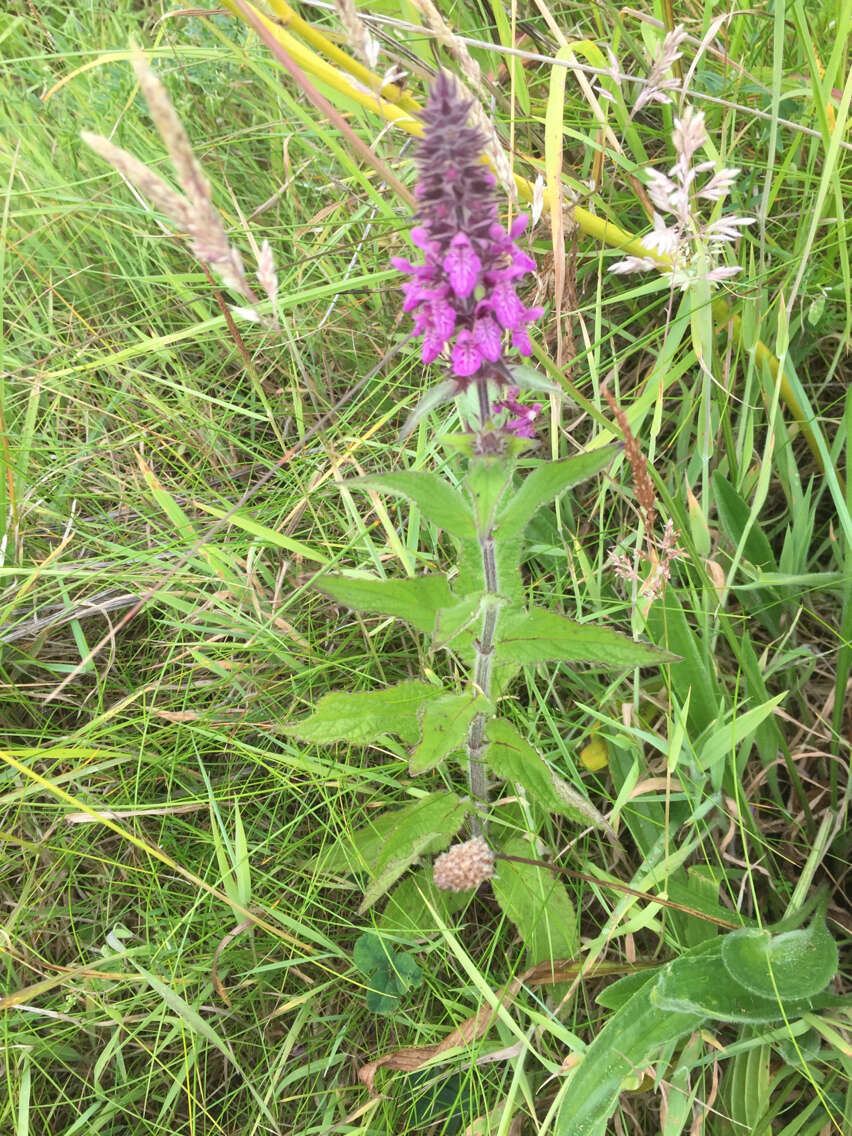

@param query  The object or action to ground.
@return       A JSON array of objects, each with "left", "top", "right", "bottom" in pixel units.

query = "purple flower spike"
[{"left": 392, "top": 70, "right": 541, "bottom": 387}]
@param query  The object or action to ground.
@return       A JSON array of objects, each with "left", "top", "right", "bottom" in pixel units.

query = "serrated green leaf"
[
  {"left": 454, "top": 538, "right": 487, "bottom": 596},
  {"left": 309, "top": 808, "right": 410, "bottom": 878},
  {"left": 432, "top": 592, "right": 487, "bottom": 651},
  {"left": 498, "top": 607, "right": 674, "bottom": 668},
  {"left": 315, "top": 572, "right": 454, "bottom": 633},
  {"left": 409, "top": 692, "right": 487, "bottom": 774},
  {"left": 496, "top": 447, "right": 619, "bottom": 540},
  {"left": 484, "top": 718, "right": 616, "bottom": 836},
  {"left": 379, "top": 870, "right": 467, "bottom": 933},
  {"left": 493, "top": 838, "right": 578, "bottom": 966},
  {"left": 359, "top": 791, "right": 466, "bottom": 913},
  {"left": 347, "top": 471, "right": 476, "bottom": 540},
  {"left": 720, "top": 916, "right": 838, "bottom": 1001},
  {"left": 453, "top": 535, "right": 526, "bottom": 611},
  {"left": 284, "top": 680, "right": 440, "bottom": 746}
]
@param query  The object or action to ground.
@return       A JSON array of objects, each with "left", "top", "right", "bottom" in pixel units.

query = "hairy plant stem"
[
  {"left": 466, "top": 521, "right": 499, "bottom": 830},
  {"left": 476, "top": 376, "right": 491, "bottom": 426}
]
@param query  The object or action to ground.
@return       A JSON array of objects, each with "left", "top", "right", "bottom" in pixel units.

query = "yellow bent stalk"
[{"left": 221, "top": 0, "right": 818, "bottom": 469}]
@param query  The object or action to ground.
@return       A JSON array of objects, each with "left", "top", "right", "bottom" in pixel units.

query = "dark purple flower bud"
[{"left": 393, "top": 70, "right": 541, "bottom": 387}]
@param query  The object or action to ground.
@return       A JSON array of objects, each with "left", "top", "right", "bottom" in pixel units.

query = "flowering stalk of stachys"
[
  {"left": 287, "top": 70, "right": 669, "bottom": 907},
  {"left": 393, "top": 71, "right": 545, "bottom": 816}
]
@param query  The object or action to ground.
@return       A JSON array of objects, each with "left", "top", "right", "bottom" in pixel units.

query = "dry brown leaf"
[{"left": 358, "top": 957, "right": 639, "bottom": 1094}]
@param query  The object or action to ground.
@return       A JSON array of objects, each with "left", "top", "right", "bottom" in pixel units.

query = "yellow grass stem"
[{"left": 263, "top": 0, "right": 422, "bottom": 115}]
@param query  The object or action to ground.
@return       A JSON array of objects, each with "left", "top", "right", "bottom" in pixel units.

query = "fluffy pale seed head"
[
  {"left": 433, "top": 837, "right": 495, "bottom": 892},
  {"left": 410, "top": 0, "right": 482, "bottom": 94},
  {"left": 131, "top": 51, "right": 211, "bottom": 209},
  {"left": 333, "top": 0, "right": 380, "bottom": 70},
  {"left": 81, "top": 131, "right": 190, "bottom": 229}
]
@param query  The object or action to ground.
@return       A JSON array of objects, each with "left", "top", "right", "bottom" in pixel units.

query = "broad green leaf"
[
  {"left": 310, "top": 808, "right": 415, "bottom": 877},
  {"left": 493, "top": 536, "right": 527, "bottom": 606},
  {"left": 492, "top": 838, "right": 578, "bottom": 966},
  {"left": 652, "top": 939, "right": 816, "bottom": 1024},
  {"left": 498, "top": 607, "right": 674, "bottom": 668},
  {"left": 315, "top": 572, "right": 454, "bottom": 634},
  {"left": 485, "top": 718, "right": 616, "bottom": 836},
  {"left": 432, "top": 593, "right": 525, "bottom": 699},
  {"left": 454, "top": 535, "right": 526, "bottom": 608},
  {"left": 454, "top": 537, "right": 487, "bottom": 597},
  {"left": 595, "top": 969, "right": 657, "bottom": 1010},
  {"left": 409, "top": 692, "right": 487, "bottom": 774},
  {"left": 496, "top": 447, "right": 619, "bottom": 540},
  {"left": 284, "top": 680, "right": 440, "bottom": 746},
  {"left": 347, "top": 471, "right": 476, "bottom": 540},
  {"left": 664, "top": 866, "right": 738, "bottom": 947},
  {"left": 721, "top": 916, "right": 838, "bottom": 1001},
  {"left": 555, "top": 965, "right": 704, "bottom": 1136},
  {"left": 359, "top": 791, "right": 466, "bottom": 912},
  {"left": 379, "top": 870, "right": 467, "bottom": 934},
  {"left": 554, "top": 924, "right": 828, "bottom": 1136}
]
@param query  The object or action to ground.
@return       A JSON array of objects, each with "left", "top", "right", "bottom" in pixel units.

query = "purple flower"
[
  {"left": 492, "top": 386, "right": 542, "bottom": 438},
  {"left": 393, "top": 71, "right": 541, "bottom": 384}
]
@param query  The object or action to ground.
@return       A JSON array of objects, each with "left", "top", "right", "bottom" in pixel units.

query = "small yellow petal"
[{"left": 580, "top": 736, "right": 609, "bottom": 772}]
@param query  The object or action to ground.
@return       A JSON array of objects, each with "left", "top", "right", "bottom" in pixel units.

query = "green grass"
[{"left": 1, "top": 2, "right": 850, "bottom": 1134}]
